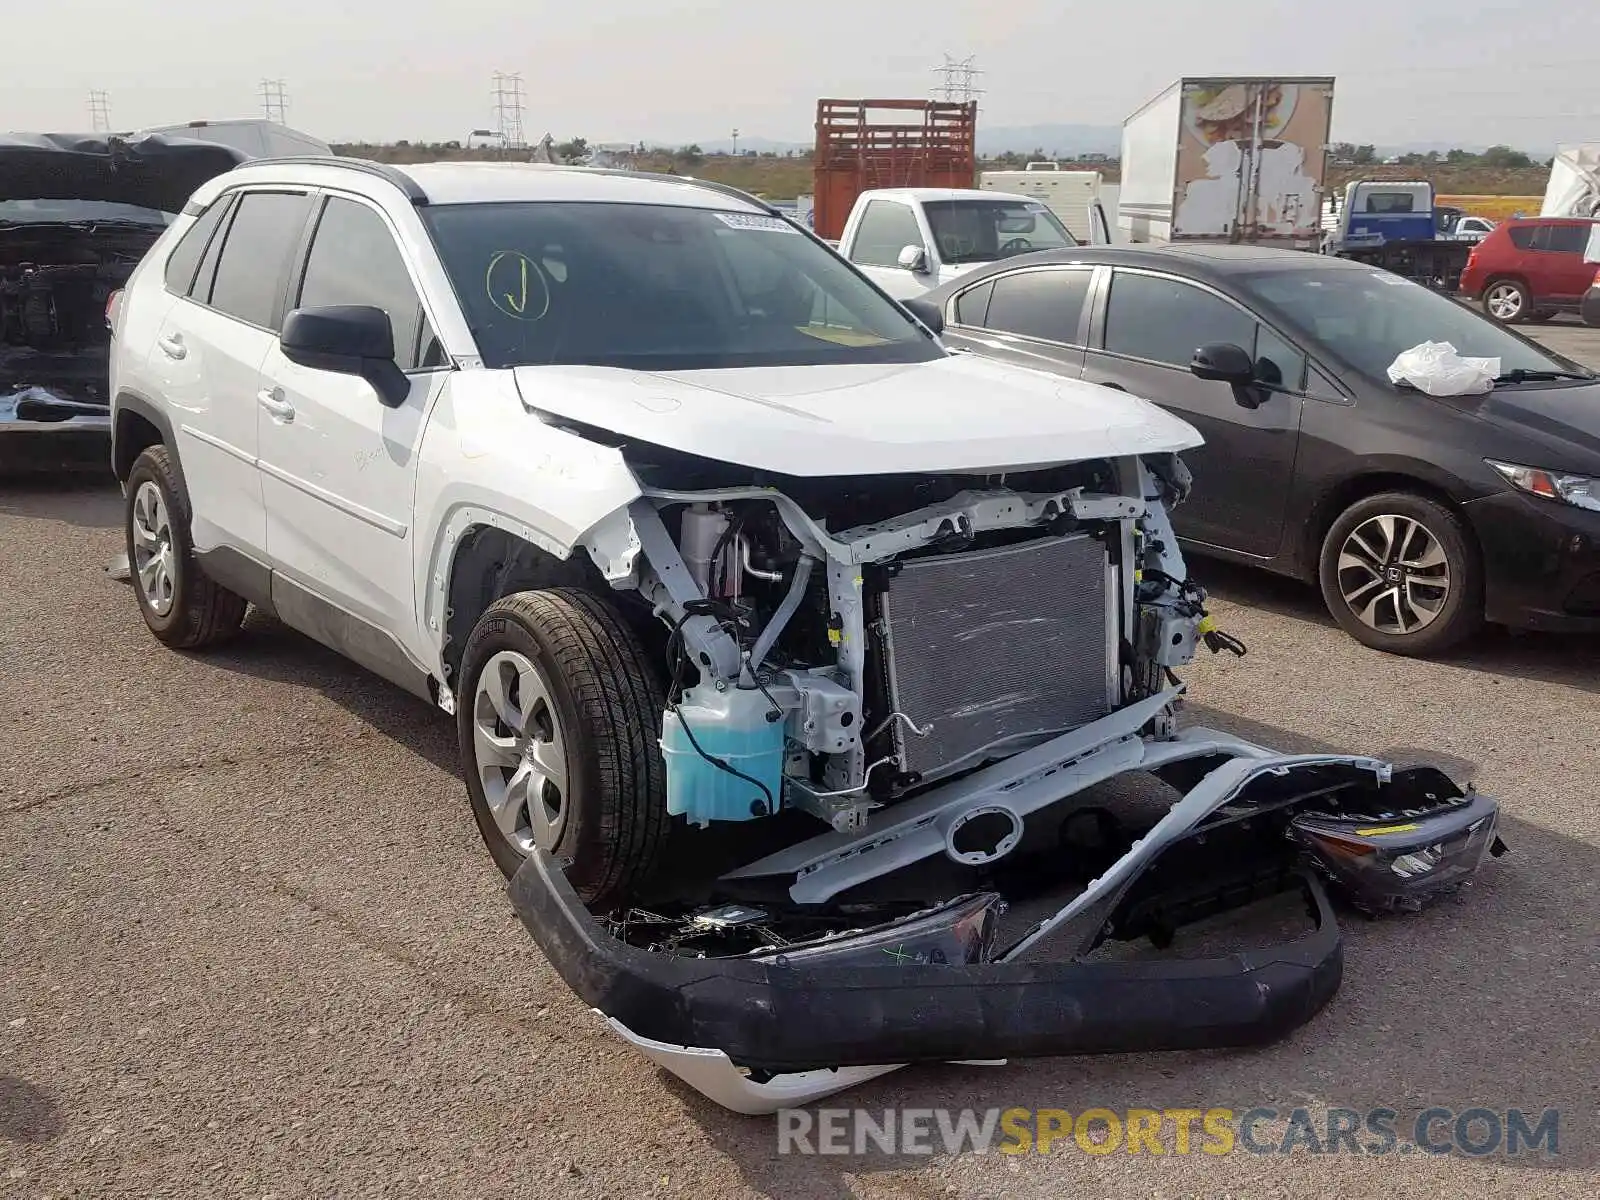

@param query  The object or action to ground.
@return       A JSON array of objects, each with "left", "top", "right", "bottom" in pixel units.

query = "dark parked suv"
[{"left": 1458, "top": 217, "right": 1600, "bottom": 324}]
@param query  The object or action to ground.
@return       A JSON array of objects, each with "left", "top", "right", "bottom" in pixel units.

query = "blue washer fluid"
[{"left": 660, "top": 686, "right": 785, "bottom": 827}]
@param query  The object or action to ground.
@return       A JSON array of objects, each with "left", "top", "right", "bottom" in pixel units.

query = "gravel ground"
[{"left": 3, "top": 328, "right": 1597, "bottom": 1199}]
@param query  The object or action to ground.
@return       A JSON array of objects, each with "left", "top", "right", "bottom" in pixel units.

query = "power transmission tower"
[
  {"left": 934, "top": 54, "right": 983, "bottom": 105},
  {"left": 491, "top": 72, "right": 527, "bottom": 151},
  {"left": 88, "top": 90, "right": 112, "bottom": 133},
  {"left": 260, "top": 79, "right": 288, "bottom": 125}
]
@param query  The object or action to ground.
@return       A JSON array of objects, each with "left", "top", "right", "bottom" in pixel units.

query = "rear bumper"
[{"left": 509, "top": 849, "right": 1342, "bottom": 1077}]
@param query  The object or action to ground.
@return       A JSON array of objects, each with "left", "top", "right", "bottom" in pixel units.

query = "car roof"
[
  {"left": 864, "top": 188, "right": 1035, "bottom": 204},
  {"left": 923, "top": 242, "right": 1371, "bottom": 296},
  {"left": 198, "top": 158, "right": 772, "bottom": 213}
]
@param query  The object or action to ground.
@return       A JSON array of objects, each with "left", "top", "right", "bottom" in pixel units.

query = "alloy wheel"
[
  {"left": 1335, "top": 514, "right": 1452, "bottom": 635},
  {"left": 130, "top": 481, "right": 176, "bottom": 617},
  {"left": 1485, "top": 283, "right": 1524, "bottom": 321},
  {"left": 471, "top": 649, "right": 569, "bottom": 855}
]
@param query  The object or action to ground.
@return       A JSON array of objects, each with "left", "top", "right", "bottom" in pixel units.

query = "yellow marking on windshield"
[
  {"left": 485, "top": 251, "right": 551, "bottom": 321},
  {"left": 795, "top": 325, "right": 889, "bottom": 347}
]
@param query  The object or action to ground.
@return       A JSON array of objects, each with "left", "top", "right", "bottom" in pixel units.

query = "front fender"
[{"left": 412, "top": 371, "right": 644, "bottom": 676}]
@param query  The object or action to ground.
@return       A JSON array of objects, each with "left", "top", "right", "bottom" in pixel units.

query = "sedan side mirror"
[
  {"left": 1189, "top": 341, "right": 1255, "bottom": 384},
  {"left": 897, "top": 244, "right": 930, "bottom": 273},
  {"left": 280, "top": 304, "right": 409, "bottom": 408},
  {"left": 903, "top": 296, "right": 945, "bottom": 336}
]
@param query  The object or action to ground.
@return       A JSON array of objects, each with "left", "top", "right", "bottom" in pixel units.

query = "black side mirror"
[
  {"left": 1189, "top": 341, "right": 1255, "bottom": 384},
  {"left": 280, "top": 305, "right": 409, "bottom": 408},
  {"left": 903, "top": 295, "right": 945, "bottom": 336}
]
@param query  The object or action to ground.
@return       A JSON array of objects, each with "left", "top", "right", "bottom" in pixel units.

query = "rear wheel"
[
  {"left": 124, "top": 446, "right": 247, "bottom": 649},
  {"left": 1318, "top": 492, "right": 1482, "bottom": 657},
  {"left": 1482, "top": 279, "right": 1529, "bottom": 324},
  {"left": 457, "top": 588, "right": 670, "bottom": 909}
]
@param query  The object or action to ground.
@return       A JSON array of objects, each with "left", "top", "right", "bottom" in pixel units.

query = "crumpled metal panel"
[{"left": 880, "top": 534, "right": 1113, "bottom": 780}]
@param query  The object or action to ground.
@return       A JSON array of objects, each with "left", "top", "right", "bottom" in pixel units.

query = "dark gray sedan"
[{"left": 903, "top": 244, "right": 1600, "bottom": 656}]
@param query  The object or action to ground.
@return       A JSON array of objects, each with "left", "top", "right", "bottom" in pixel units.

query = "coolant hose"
[{"left": 746, "top": 555, "right": 817, "bottom": 679}]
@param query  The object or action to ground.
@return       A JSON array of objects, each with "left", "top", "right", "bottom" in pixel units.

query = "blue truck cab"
[{"left": 1333, "top": 180, "right": 1438, "bottom": 247}]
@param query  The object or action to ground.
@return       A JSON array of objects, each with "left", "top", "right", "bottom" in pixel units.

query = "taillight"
[{"left": 105, "top": 289, "right": 123, "bottom": 335}]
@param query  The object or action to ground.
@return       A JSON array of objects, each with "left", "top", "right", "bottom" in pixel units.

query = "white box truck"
[
  {"left": 978, "top": 163, "right": 1109, "bottom": 242},
  {"left": 1118, "top": 77, "right": 1334, "bottom": 248}
]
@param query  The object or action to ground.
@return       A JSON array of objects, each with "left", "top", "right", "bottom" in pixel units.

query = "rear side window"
[
  {"left": 207, "top": 191, "right": 312, "bottom": 330},
  {"left": 1507, "top": 226, "right": 1536, "bottom": 250},
  {"left": 952, "top": 280, "right": 994, "bottom": 326},
  {"left": 1534, "top": 224, "right": 1589, "bottom": 254},
  {"left": 851, "top": 201, "right": 923, "bottom": 268},
  {"left": 1103, "top": 271, "right": 1254, "bottom": 367},
  {"left": 980, "top": 268, "right": 1091, "bottom": 343},
  {"left": 163, "top": 198, "right": 232, "bottom": 295},
  {"left": 296, "top": 197, "right": 436, "bottom": 370}
]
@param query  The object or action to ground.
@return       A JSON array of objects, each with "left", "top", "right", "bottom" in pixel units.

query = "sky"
[{"left": 3, "top": 0, "right": 1596, "bottom": 151}]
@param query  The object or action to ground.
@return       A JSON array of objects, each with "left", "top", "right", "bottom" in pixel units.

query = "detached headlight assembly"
[{"left": 1487, "top": 460, "right": 1600, "bottom": 513}]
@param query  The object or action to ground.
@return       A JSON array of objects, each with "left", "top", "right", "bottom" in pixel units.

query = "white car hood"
[{"left": 511, "top": 352, "right": 1201, "bottom": 477}]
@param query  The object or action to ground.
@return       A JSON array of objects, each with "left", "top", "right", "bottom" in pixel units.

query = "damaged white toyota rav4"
[{"left": 109, "top": 159, "right": 1504, "bottom": 1114}]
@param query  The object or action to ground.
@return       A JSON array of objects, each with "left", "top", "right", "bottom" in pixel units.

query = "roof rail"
[
  {"left": 232, "top": 155, "right": 430, "bottom": 205},
  {"left": 578, "top": 167, "right": 779, "bottom": 215}
]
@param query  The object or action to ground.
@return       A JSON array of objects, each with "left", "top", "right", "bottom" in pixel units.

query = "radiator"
[{"left": 876, "top": 534, "right": 1117, "bottom": 783}]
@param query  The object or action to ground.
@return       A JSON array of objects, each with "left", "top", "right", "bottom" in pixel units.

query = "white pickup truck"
[{"left": 833, "top": 187, "right": 1107, "bottom": 299}]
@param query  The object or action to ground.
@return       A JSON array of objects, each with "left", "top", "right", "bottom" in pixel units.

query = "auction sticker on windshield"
[{"left": 715, "top": 212, "right": 799, "bottom": 233}]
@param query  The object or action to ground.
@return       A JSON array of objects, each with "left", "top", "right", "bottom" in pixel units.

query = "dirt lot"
[{"left": 3, "top": 328, "right": 1598, "bottom": 1199}]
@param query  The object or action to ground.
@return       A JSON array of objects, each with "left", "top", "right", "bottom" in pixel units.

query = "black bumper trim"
[{"left": 509, "top": 850, "right": 1344, "bottom": 1074}]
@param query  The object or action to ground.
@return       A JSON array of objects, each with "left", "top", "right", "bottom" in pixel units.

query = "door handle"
[
  {"left": 156, "top": 333, "right": 186, "bottom": 360},
  {"left": 257, "top": 388, "right": 295, "bottom": 423}
]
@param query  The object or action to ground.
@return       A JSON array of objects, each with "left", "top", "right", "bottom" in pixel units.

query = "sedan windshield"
[
  {"left": 1235, "top": 266, "right": 1590, "bottom": 384},
  {"left": 422, "top": 201, "right": 941, "bottom": 371},
  {"left": 923, "top": 199, "right": 1078, "bottom": 264}
]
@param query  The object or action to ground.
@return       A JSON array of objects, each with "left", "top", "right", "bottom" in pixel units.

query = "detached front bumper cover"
[
  {"left": 507, "top": 716, "right": 1503, "bottom": 1116},
  {"left": 510, "top": 850, "right": 1341, "bottom": 1093}
]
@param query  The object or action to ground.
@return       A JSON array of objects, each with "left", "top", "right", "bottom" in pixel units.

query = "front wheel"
[
  {"left": 1482, "top": 280, "right": 1529, "bottom": 324},
  {"left": 456, "top": 588, "right": 670, "bottom": 909},
  {"left": 1318, "top": 492, "right": 1483, "bottom": 657}
]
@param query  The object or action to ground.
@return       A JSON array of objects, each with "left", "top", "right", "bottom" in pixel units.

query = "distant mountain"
[{"left": 977, "top": 125, "right": 1123, "bottom": 157}]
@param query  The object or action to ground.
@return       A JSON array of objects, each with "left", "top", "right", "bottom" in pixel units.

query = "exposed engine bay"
[
  {"left": 1, "top": 223, "right": 155, "bottom": 406},
  {"left": 510, "top": 442, "right": 1507, "bottom": 1113}
]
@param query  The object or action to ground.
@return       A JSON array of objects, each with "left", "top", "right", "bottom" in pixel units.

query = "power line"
[
  {"left": 260, "top": 79, "right": 288, "bottom": 125},
  {"left": 87, "top": 90, "right": 112, "bottom": 133},
  {"left": 492, "top": 72, "right": 526, "bottom": 150}
]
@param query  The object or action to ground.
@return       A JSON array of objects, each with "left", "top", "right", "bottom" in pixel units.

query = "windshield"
[
  {"left": 0, "top": 199, "right": 172, "bottom": 226},
  {"left": 923, "top": 199, "right": 1078, "bottom": 264},
  {"left": 1234, "top": 266, "right": 1589, "bottom": 384},
  {"left": 422, "top": 201, "right": 941, "bottom": 371}
]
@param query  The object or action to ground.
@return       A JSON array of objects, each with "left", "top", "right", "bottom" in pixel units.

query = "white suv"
[
  {"left": 109, "top": 156, "right": 1207, "bottom": 905},
  {"left": 108, "top": 158, "right": 1510, "bottom": 1114}
]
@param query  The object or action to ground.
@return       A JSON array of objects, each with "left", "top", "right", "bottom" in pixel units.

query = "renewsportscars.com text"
[{"left": 777, "top": 1106, "right": 1561, "bottom": 1158}]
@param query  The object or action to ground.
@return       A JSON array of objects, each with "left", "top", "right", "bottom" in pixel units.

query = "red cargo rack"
[{"left": 812, "top": 98, "right": 978, "bottom": 242}]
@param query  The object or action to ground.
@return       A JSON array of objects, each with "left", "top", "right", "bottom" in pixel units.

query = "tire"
[
  {"left": 1318, "top": 492, "right": 1483, "bottom": 657},
  {"left": 1481, "top": 279, "right": 1529, "bottom": 324},
  {"left": 124, "top": 445, "right": 247, "bottom": 649},
  {"left": 457, "top": 588, "right": 669, "bottom": 909}
]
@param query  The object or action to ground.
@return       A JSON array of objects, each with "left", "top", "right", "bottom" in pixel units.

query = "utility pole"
[
  {"left": 491, "top": 72, "right": 527, "bottom": 152},
  {"left": 88, "top": 90, "right": 112, "bottom": 133},
  {"left": 260, "top": 79, "right": 288, "bottom": 125}
]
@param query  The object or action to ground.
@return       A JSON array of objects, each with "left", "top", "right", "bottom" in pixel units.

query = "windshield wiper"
[{"left": 1494, "top": 368, "right": 1593, "bottom": 384}]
